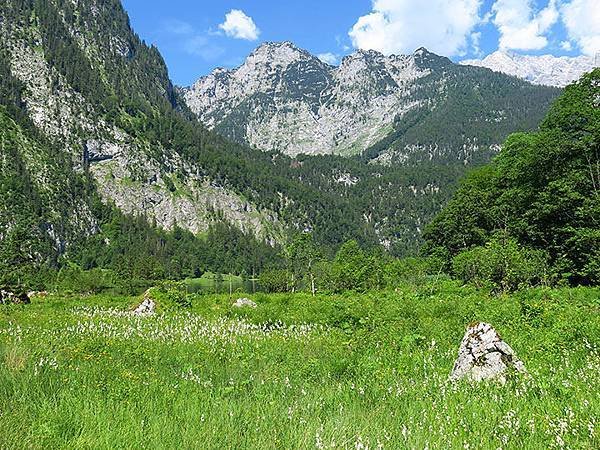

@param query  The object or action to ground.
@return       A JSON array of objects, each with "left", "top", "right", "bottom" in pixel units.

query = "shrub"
[
  {"left": 321, "top": 241, "right": 384, "bottom": 293},
  {"left": 259, "top": 269, "right": 293, "bottom": 293},
  {"left": 452, "top": 233, "right": 550, "bottom": 293},
  {"left": 54, "top": 264, "right": 117, "bottom": 294},
  {"left": 148, "top": 281, "right": 191, "bottom": 309},
  {"left": 0, "top": 264, "right": 56, "bottom": 293},
  {"left": 383, "top": 257, "right": 439, "bottom": 286}
]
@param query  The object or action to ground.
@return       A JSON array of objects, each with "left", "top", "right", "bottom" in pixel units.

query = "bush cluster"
[{"left": 452, "top": 233, "right": 550, "bottom": 293}]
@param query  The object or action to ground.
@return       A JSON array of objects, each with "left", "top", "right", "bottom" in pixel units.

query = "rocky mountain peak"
[
  {"left": 183, "top": 41, "right": 559, "bottom": 158},
  {"left": 339, "top": 48, "right": 389, "bottom": 69},
  {"left": 337, "top": 50, "right": 384, "bottom": 76},
  {"left": 353, "top": 48, "right": 385, "bottom": 59},
  {"left": 412, "top": 47, "right": 452, "bottom": 70},
  {"left": 252, "top": 40, "right": 300, "bottom": 53},
  {"left": 461, "top": 51, "right": 597, "bottom": 87},
  {"left": 245, "top": 40, "right": 319, "bottom": 69}
]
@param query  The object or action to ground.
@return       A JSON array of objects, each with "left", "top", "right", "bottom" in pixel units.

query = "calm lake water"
[{"left": 186, "top": 279, "right": 263, "bottom": 295}]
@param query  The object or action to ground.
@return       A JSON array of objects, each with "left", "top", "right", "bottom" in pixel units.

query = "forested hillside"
[
  {"left": 424, "top": 69, "right": 600, "bottom": 285},
  {"left": 0, "top": 0, "right": 568, "bottom": 291},
  {"left": 362, "top": 56, "right": 560, "bottom": 165}
]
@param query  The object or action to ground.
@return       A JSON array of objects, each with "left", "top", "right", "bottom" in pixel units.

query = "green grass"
[{"left": 1, "top": 281, "right": 598, "bottom": 449}]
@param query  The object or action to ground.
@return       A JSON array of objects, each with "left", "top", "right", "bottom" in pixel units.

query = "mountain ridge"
[
  {"left": 183, "top": 42, "right": 560, "bottom": 160},
  {"left": 183, "top": 42, "right": 431, "bottom": 156},
  {"left": 461, "top": 50, "right": 597, "bottom": 87},
  {"left": 0, "top": 1, "right": 568, "bottom": 283}
]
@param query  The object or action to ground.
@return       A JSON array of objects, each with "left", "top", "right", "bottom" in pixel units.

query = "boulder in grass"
[
  {"left": 450, "top": 322, "right": 527, "bottom": 383},
  {"left": 133, "top": 289, "right": 156, "bottom": 316},
  {"left": 0, "top": 289, "right": 30, "bottom": 305},
  {"left": 233, "top": 298, "right": 257, "bottom": 309}
]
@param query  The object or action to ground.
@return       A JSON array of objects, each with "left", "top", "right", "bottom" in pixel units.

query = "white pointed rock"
[
  {"left": 133, "top": 290, "right": 156, "bottom": 316},
  {"left": 233, "top": 298, "right": 257, "bottom": 308},
  {"left": 450, "top": 322, "right": 526, "bottom": 383}
]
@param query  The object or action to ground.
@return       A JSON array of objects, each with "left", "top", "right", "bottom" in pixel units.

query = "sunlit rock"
[
  {"left": 133, "top": 290, "right": 156, "bottom": 316},
  {"left": 233, "top": 298, "right": 257, "bottom": 308},
  {"left": 450, "top": 322, "right": 527, "bottom": 383}
]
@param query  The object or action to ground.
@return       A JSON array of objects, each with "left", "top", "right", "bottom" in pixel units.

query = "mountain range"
[
  {"left": 183, "top": 43, "right": 559, "bottom": 161},
  {"left": 461, "top": 51, "right": 597, "bottom": 87},
  {"left": 0, "top": 0, "right": 570, "bottom": 280}
]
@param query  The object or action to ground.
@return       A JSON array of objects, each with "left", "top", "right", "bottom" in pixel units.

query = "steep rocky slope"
[
  {"left": 184, "top": 43, "right": 560, "bottom": 160},
  {"left": 461, "top": 51, "right": 597, "bottom": 87},
  {"left": 0, "top": 0, "right": 281, "bottom": 248},
  {"left": 184, "top": 42, "right": 427, "bottom": 157},
  {"left": 0, "top": 0, "right": 410, "bottom": 263},
  {"left": 0, "top": 0, "right": 277, "bottom": 246},
  {"left": 0, "top": 106, "right": 97, "bottom": 265}
]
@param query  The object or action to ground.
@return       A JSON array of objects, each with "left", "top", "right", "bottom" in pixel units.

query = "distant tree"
[
  {"left": 287, "top": 233, "right": 323, "bottom": 295},
  {"left": 323, "top": 240, "right": 384, "bottom": 293},
  {"left": 452, "top": 232, "right": 550, "bottom": 293},
  {"left": 214, "top": 272, "right": 224, "bottom": 293},
  {"left": 259, "top": 269, "right": 293, "bottom": 293}
]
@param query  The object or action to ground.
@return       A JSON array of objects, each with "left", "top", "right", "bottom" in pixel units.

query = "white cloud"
[
  {"left": 560, "top": 40, "right": 573, "bottom": 51},
  {"left": 561, "top": 0, "right": 600, "bottom": 55},
  {"left": 219, "top": 9, "right": 260, "bottom": 41},
  {"left": 491, "top": 0, "right": 559, "bottom": 51},
  {"left": 348, "top": 0, "right": 483, "bottom": 56},
  {"left": 471, "top": 31, "right": 483, "bottom": 56},
  {"left": 317, "top": 52, "right": 339, "bottom": 65},
  {"left": 162, "top": 20, "right": 224, "bottom": 61}
]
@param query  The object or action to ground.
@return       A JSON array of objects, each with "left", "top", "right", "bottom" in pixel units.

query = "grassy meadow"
[{"left": 0, "top": 282, "right": 598, "bottom": 449}]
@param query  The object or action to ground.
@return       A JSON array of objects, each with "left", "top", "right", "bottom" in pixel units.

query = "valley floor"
[{"left": 0, "top": 282, "right": 598, "bottom": 449}]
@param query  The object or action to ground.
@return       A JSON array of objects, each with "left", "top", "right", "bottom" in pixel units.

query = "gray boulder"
[
  {"left": 133, "top": 289, "right": 156, "bottom": 316},
  {"left": 233, "top": 298, "right": 257, "bottom": 309},
  {"left": 450, "top": 322, "right": 527, "bottom": 383}
]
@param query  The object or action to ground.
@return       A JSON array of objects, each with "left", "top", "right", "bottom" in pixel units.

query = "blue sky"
[{"left": 121, "top": 0, "right": 599, "bottom": 86}]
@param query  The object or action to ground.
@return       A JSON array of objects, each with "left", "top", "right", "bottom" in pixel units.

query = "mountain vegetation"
[
  {"left": 185, "top": 42, "right": 559, "bottom": 163},
  {"left": 424, "top": 69, "right": 600, "bottom": 286},
  {"left": 361, "top": 58, "right": 560, "bottom": 165},
  {"left": 0, "top": 0, "right": 594, "bottom": 296}
]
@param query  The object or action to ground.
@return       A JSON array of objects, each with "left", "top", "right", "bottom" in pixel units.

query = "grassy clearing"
[{"left": 0, "top": 282, "right": 598, "bottom": 449}]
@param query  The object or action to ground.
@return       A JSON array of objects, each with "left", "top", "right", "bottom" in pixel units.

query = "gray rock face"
[
  {"left": 1, "top": 7, "right": 282, "bottom": 247},
  {"left": 84, "top": 140, "right": 120, "bottom": 163},
  {"left": 233, "top": 298, "right": 257, "bottom": 309},
  {"left": 183, "top": 42, "right": 428, "bottom": 157},
  {"left": 450, "top": 322, "right": 526, "bottom": 383},
  {"left": 184, "top": 42, "right": 559, "bottom": 164}
]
